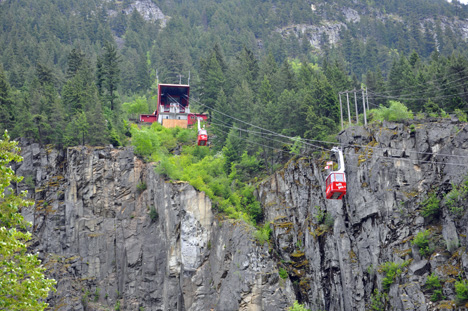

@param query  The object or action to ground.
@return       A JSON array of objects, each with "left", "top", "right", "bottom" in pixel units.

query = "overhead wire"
[
  {"left": 186, "top": 92, "right": 468, "bottom": 166},
  {"left": 372, "top": 67, "right": 468, "bottom": 96}
]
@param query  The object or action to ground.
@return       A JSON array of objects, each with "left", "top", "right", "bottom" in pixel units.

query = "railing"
[{"left": 159, "top": 104, "right": 190, "bottom": 114}]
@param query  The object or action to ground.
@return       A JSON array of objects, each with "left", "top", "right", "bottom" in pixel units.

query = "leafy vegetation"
[
  {"left": 444, "top": 179, "right": 468, "bottom": 216},
  {"left": 369, "top": 101, "right": 414, "bottom": 123},
  {"left": 0, "top": 131, "right": 56, "bottom": 310},
  {"left": 411, "top": 229, "right": 434, "bottom": 258},
  {"left": 149, "top": 206, "right": 158, "bottom": 222},
  {"left": 379, "top": 261, "right": 409, "bottom": 292},
  {"left": 455, "top": 279, "right": 468, "bottom": 303},
  {"left": 420, "top": 192, "right": 441, "bottom": 219},
  {"left": 279, "top": 267, "right": 289, "bottom": 280},
  {"left": 425, "top": 274, "right": 445, "bottom": 302},
  {"left": 370, "top": 289, "right": 388, "bottom": 311},
  {"left": 132, "top": 124, "right": 263, "bottom": 224},
  {"left": 288, "top": 300, "right": 311, "bottom": 311},
  {"left": 254, "top": 222, "right": 272, "bottom": 245}
]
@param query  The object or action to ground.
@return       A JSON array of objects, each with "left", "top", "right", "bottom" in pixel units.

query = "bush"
[
  {"left": 420, "top": 192, "right": 440, "bottom": 219},
  {"left": 254, "top": 222, "right": 271, "bottom": 245},
  {"left": 369, "top": 101, "right": 413, "bottom": 122},
  {"left": 279, "top": 267, "right": 288, "bottom": 279},
  {"left": 455, "top": 279, "right": 468, "bottom": 303},
  {"left": 412, "top": 229, "right": 434, "bottom": 258},
  {"left": 149, "top": 206, "right": 158, "bottom": 222},
  {"left": 425, "top": 273, "right": 442, "bottom": 290},
  {"left": 379, "top": 261, "right": 409, "bottom": 292},
  {"left": 445, "top": 181, "right": 467, "bottom": 216},
  {"left": 136, "top": 182, "right": 147, "bottom": 194},
  {"left": 288, "top": 301, "right": 310, "bottom": 311},
  {"left": 455, "top": 109, "right": 468, "bottom": 122},
  {"left": 370, "top": 289, "right": 388, "bottom": 311}
]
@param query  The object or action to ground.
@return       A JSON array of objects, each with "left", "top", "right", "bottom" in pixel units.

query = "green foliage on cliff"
[
  {"left": 131, "top": 124, "right": 264, "bottom": 224},
  {"left": 379, "top": 260, "right": 409, "bottom": 292},
  {"left": 455, "top": 279, "right": 468, "bottom": 303},
  {"left": 369, "top": 101, "right": 414, "bottom": 123},
  {"left": 420, "top": 192, "right": 441, "bottom": 219},
  {"left": 0, "top": 131, "right": 56, "bottom": 310},
  {"left": 287, "top": 301, "right": 311, "bottom": 311},
  {"left": 425, "top": 274, "right": 444, "bottom": 302},
  {"left": 411, "top": 229, "right": 434, "bottom": 258}
]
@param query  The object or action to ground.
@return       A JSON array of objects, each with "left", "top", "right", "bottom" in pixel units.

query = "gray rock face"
[
  {"left": 124, "top": 0, "right": 169, "bottom": 26},
  {"left": 257, "top": 119, "right": 468, "bottom": 310},
  {"left": 15, "top": 145, "right": 293, "bottom": 311},
  {"left": 14, "top": 118, "right": 468, "bottom": 310}
]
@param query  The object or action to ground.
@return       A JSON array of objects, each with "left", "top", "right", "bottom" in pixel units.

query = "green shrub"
[
  {"left": 420, "top": 192, "right": 440, "bottom": 219},
  {"left": 23, "top": 175, "right": 35, "bottom": 189},
  {"left": 369, "top": 101, "right": 413, "bottom": 122},
  {"left": 431, "top": 289, "right": 445, "bottom": 302},
  {"left": 425, "top": 273, "right": 442, "bottom": 290},
  {"left": 455, "top": 279, "right": 468, "bottom": 303},
  {"left": 254, "top": 222, "right": 271, "bottom": 245},
  {"left": 94, "top": 287, "right": 100, "bottom": 302},
  {"left": 445, "top": 181, "right": 467, "bottom": 216},
  {"left": 412, "top": 229, "right": 434, "bottom": 258},
  {"left": 149, "top": 206, "right": 158, "bottom": 222},
  {"left": 314, "top": 206, "right": 334, "bottom": 227},
  {"left": 455, "top": 109, "right": 468, "bottom": 122},
  {"left": 370, "top": 289, "right": 388, "bottom": 311},
  {"left": 379, "top": 261, "right": 409, "bottom": 292},
  {"left": 279, "top": 267, "right": 288, "bottom": 279},
  {"left": 136, "top": 181, "right": 147, "bottom": 193},
  {"left": 288, "top": 301, "right": 310, "bottom": 311}
]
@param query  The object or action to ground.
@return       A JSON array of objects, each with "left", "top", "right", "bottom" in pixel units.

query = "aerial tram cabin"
[
  {"left": 325, "top": 147, "right": 347, "bottom": 200},
  {"left": 139, "top": 84, "right": 207, "bottom": 128},
  {"left": 197, "top": 117, "right": 208, "bottom": 146}
]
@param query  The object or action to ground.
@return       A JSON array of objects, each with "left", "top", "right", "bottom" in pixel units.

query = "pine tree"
[
  {"left": 199, "top": 53, "right": 225, "bottom": 119},
  {"left": 222, "top": 127, "right": 244, "bottom": 175},
  {"left": 0, "top": 65, "right": 14, "bottom": 133},
  {"left": 66, "top": 47, "right": 85, "bottom": 79},
  {"left": 101, "top": 42, "right": 121, "bottom": 110}
]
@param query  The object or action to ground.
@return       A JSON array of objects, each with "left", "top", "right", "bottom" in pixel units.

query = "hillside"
[{"left": 2, "top": 1, "right": 468, "bottom": 309}]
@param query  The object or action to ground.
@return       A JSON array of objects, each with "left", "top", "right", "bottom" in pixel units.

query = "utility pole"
[
  {"left": 365, "top": 87, "right": 369, "bottom": 111},
  {"left": 178, "top": 74, "right": 184, "bottom": 84},
  {"left": 354, "top": 90, "right": 358, "bottom": 124},
  {"left": 362, "top": 89, "right": 367, "bottom": 126},
  {"left": 346, "top": 92, "right": 351, "bottom": 124},
  {"left": 339, "top": 93, "right": 344, "bottom": 130}
]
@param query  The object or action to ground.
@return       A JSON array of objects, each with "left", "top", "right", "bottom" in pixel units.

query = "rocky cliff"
[
  {"left": 14, "top": 118, "right": 468, "bottom": 310},
  {"left": 258, "top": 118, "right": 468, "bottom": 310},
  {"left": 14, "top": 143, "right": 293, "bottom": 311}
]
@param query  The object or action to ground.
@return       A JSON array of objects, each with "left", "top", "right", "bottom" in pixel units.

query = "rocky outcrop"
[
  {"left": 15, "top": 144, "right": 293, "bottom": 311},
  {"left": 276, "top": 22, "right": 344, "bottom": 50},
  {"left": 124, "top": 0, "right": 169, "bottom": 27},
  {"left": 258, "top": 119, "right": 468, "bottom": 310}
]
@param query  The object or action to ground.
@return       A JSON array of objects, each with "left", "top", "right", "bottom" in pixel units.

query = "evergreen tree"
[
  {"left": 66, "top": 47, "right": 85, "bottom": 79},
  {"left": 199, "top": 53, "right": 225, "bottom": 119},
  {"left": 0, "top": 65, "right": 14, "bottom": 133},
  {"left": 222, "top": 126, "right": 244, "bottom": 175},
  {"left": 211, "top": 89, "right": 231, "bottom": 150},
  {"left": 101, "top": 42, "right": 121, "bottom": 110}
]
